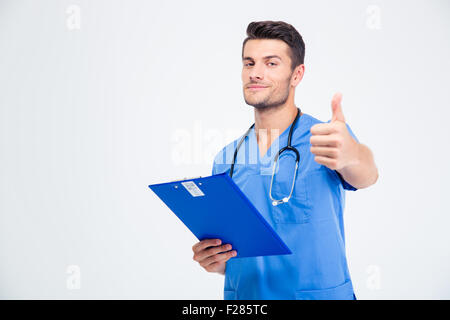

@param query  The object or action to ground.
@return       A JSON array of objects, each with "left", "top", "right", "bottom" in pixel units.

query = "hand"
[
  {"left": 192, "top": 239, "right": 237, "bottom": 275},
  {"left": 309, "top": 93, "right": 359, "bottom": 170}
]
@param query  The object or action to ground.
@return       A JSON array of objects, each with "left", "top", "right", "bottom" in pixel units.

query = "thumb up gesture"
[{"left": 310, "top": 93, "right": 359, "bottom": 170}]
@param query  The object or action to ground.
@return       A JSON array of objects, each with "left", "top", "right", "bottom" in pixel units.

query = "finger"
[
  {"left": 331, "top": 92, "right": 345, "bottom": 123},
  {"left": 204, "top": 262, "right": 226, "bottom": 273},
  {"left": 196, "top": 244, "right": 232, "bottom": 262},
  {"left": 200, "top": 250, "right": 237, "bottom": 268},
  {"left": 314, "top": 155, "right": 338, "bottom": 169},
  {"left": 310, "top": 146, "right": 339, "bottom": 158},
  {"left": 192, "top": 238, "right": 221, "bottom": 253},
  {"left": 310, "top": 135, "right": 340, "bottom": 147},
  {"left": 310, "top": 123, "right": 338, "bottom": 135},
  {"left": 195, "top": 244, "right": 233, "bottom": 262}
]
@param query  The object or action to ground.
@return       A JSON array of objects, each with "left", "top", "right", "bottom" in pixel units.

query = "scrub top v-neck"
[
  {"left": 212, "top": 112, "right": 359, "bottom": 300},
  {"left": 249, "top": 121, "right": 294, "bottom": 171}
]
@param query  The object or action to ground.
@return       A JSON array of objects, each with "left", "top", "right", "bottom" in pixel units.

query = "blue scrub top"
[{"left": 212, "top": 113, "right": 359, "bottom": 300}]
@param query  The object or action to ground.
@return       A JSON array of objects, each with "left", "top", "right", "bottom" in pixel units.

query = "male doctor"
[{"left": 192, "top": 20, "right": 378, "bottom": 300}]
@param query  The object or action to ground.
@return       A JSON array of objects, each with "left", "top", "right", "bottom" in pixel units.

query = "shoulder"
[
  {"left": 211, "top": 134, "right": 243, "bottom": 174},
  {"left": 302, "top": 112, "right": 323, "bottom": 125},
  {"left": 289, "top": 113, "right": 323, "bottom": 145},
  {"left": 212, "top": 136, "right": 239, "bottom": 165}
]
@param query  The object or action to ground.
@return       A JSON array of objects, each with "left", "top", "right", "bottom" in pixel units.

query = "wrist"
[{"left": 347, "top": 141, "right": 361, "bottom": 168}]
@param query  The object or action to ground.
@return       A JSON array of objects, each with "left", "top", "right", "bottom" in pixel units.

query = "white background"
[{"left": 1, "top": 0, "right": 449, "bottom": 299}]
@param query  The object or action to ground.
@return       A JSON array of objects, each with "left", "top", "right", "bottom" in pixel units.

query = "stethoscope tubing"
[{"left": 230, "top": 107, "right": 302, "bottom": 206}]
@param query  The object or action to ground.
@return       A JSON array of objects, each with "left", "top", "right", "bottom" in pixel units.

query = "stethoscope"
[{"left": 229, "top": 107, "right": 301, "bottom": 206}]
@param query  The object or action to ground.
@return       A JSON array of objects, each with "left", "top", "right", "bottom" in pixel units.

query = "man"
[{"left": 192, "top": 20, "right": 378, "bottom": 300}]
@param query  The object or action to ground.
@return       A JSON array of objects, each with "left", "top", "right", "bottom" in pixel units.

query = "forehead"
[{"left": 242, "top": 39, "right": 290, "bottom": 60}]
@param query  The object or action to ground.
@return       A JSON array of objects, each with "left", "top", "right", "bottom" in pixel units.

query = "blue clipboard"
[{"left": 148, "top": 172, "right": 292, "bottom": 258}]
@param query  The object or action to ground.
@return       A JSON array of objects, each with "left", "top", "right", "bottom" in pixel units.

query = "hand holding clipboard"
[{"left": 149, "top": 172, "right": 292, "bottom": 269}]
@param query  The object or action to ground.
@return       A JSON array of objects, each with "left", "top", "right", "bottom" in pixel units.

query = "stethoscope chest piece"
[{"left": 272, "top": 197, "right": 290, "bottom": 206}]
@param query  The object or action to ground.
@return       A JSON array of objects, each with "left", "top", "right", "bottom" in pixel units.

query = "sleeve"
[
  {"left": 335, "top": 170, "right": 357, "bottom": 191},
  {"left": 346, "top": 123, "right": 359, "bottom": 143},
  {"left": 335, "top": 123, "right": 359, "bottom": 191},
  {"left": 211, "top": 160, "right": 217, "bottom": 175},
  {"left": 211, "top": 147, "right": 224, "bottom": 175}
]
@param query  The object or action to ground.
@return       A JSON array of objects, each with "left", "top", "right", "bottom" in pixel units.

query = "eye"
[{"left": 243, "top": 62, "right": 277, "bottom": 67}]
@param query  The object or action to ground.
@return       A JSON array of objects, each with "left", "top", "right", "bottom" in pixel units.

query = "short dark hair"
[{"left": 242, "top": 20, "right": 305, "bottom": 71}]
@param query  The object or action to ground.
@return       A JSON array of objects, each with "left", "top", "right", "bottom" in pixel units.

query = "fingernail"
[{"left": 232, "top": 251, "right": 237, "bottom": 256}]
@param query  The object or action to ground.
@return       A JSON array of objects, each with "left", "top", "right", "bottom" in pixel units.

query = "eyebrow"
[{"left": 242, "top": 55, "right": 282, "bottom": 61}]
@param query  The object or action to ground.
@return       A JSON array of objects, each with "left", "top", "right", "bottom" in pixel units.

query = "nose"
[{"left": 248, "top": 63, "right": 264, "bottom": 82}]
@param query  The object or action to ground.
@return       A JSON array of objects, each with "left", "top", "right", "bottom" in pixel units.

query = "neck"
[{"left": 253, "top": 103, "right": 301, "bottom": 144}]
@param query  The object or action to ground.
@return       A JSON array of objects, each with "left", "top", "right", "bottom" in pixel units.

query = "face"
[{"left": 242, "top": 39, "right": 303, "bottom": 110}]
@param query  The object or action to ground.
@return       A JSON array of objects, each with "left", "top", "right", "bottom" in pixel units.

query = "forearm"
[{"left": 337, "top": 143, "right": 378, "bottom": 189}]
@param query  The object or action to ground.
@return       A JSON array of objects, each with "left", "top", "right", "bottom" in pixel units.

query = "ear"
[{"left": 291, "top": 64, "right": 305, "bottom": 86}]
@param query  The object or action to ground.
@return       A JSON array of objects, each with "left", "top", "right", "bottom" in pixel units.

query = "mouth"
[{"left": 247, "top": 85, "right": 268, "bottom": 91}]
